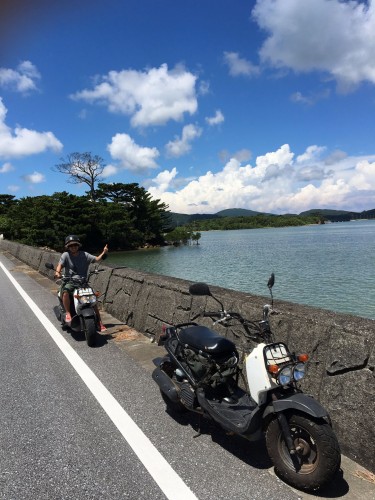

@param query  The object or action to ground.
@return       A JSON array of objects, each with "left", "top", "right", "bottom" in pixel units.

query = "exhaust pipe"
[{"left": 152, "top": 367, "right": 180, "bottom": 403}]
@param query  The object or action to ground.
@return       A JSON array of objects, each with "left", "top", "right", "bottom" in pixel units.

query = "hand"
[
  {"left": 54, "top": 271, "right": 61, "bottom": 279},
  {"left": 103, "top": 244, "right": 109, "bottom": 254}
]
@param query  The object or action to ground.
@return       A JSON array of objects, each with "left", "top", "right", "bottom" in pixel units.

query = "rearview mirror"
[
  {"left": 45, "top": 262, "right": 54, "bottom": 270},
  {"left": 267, "top": 273, "right": 275, "bottom": 289},
  {"left": 189, "top": 282, "right": 211, "bottom": 296}
]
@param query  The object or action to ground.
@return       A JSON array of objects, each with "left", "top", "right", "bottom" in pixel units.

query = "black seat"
[{"left": 177, "top": 325, "right": 236, "bottom": 356}]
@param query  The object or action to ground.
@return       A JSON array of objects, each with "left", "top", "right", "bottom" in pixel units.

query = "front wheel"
[
  {"left": 266, "top": 413, "right": 341, "bottom": 492},
  {"left": 83, "top": 317, "right": 97, "bottom": 347}
]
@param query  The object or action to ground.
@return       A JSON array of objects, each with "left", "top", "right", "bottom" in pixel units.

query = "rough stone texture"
[{"left": 1, "top": 239, "right": 374, "bottom": 473}]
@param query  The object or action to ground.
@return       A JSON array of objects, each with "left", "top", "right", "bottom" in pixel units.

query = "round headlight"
[
  {"left": 293, "top": 362, "right": 306, "bottom": 381},
  {"left": 278, "top": 365, "right": 292, "bottom": 385}
]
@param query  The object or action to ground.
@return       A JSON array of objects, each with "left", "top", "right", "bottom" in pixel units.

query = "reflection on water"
[{"left": 107, "top": 220, "right": 375, "bottom": 320}]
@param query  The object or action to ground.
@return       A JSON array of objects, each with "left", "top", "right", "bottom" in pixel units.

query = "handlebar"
[
  {"left": 192, "top": 308, "right": 272, "bottom": 342},
  {"left": 55, "top": 268, "right": 105, "bottom": 285}
]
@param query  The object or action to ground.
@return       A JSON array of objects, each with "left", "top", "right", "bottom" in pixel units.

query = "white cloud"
[
  {"left": 7, "top": 185, "right": 20, "bottom": 193},
  {"left": 102, "top": 164, "right": 118, "bottom": 178},
  {"left": 296, "top": 145, "right": 326, "bottom": 163},
  {"left": 223, "top": 51, "right": 260, "bottom": 77},
  {"left": 165, "top": 124, "right": 202, "bottom": 158},
  {"left": 290, "top": 89, "right": 330, "bottom": 105},
  {"left": 0, "top": 162, "right": 14, "bottom": 173},
  {"left": 71, "top": 63, "right": 198, "bottom": 127},
  {"left": 0, "top": 61, "right": 41, "bottom": 93},
  {"left": 148, "top": 144, "right": 375, "bottom": 214},
  {"left": 252, "top": 0, "right": 375, "bottom": 91},
  {"left": 151, "top": 167, "right": 178, "bottom": 192},
  {"left": 0, "top": 98, "right": 63, "bottom": 158},
  {"left": 107, "top": 133, "right": 159, "bottom": 172},
  {"left": 22, "top": 171, "right": 45, "bottom": 184},
  {"left": 206, "top": 110, "right": 224, "bottom": 126}
]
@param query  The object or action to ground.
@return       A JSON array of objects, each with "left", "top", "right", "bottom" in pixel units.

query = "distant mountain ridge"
[{"left": 168, "top": 207, "right": 375, "bottom": 227}]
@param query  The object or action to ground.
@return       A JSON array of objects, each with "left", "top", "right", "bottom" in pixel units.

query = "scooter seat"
[{"left": 177, "top": 325, "right": 236, "bottom": 356}]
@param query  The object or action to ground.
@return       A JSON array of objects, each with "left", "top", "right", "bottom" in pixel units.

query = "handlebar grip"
[{"left": 203, "top": 312, "right": 223, "bottom": 317}]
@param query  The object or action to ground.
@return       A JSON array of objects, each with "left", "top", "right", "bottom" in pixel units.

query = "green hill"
[
  {"left": 168, "top": 208, "right": 266, "bottom": 227},
  {"left": 216, "top": 208, "right": 267, "bottom": 217},
  {"left": 299, "top": 209, "right": 353, "bottom": 217},
  {"left": 168, "top": 207, "right": 375, "bottom": 228}
]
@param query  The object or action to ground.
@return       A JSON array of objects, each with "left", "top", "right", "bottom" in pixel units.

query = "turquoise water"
[{"left": 107, "top": 220, "right": 375, "bottom": 320}]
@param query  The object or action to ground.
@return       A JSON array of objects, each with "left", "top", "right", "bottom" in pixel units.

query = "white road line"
[{"left": 0, "top": 262, "right": 198, "bottom": 500}]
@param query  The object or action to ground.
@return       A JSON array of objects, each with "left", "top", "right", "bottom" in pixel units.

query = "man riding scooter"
[{"left": 54, "top": 235, "right": 108, "bottom": 332}]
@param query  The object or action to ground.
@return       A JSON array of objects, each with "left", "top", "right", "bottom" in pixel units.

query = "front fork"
[{"left": 272, "top": 394, "right": 297, "bottom": 454}]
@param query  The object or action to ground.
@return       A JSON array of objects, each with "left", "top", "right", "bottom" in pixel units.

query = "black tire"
[
  {"left": 266, "top": 413, "right": 341, "bottom": 492},
  {"left": 83, "top": 317, "right": 97, "bottom": 347}
]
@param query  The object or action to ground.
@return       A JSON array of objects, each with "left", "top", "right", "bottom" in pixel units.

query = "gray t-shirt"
[{"left": 58, "top": 251, "right": 96, "bottom": 278}]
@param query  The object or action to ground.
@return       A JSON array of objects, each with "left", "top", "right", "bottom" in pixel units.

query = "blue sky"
[{"left": 1, "top": 0, "right": 375, "bottom": 214}]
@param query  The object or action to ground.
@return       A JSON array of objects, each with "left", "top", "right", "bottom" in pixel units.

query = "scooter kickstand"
[{"left": 193, "top": 415, "right": 202, "bottom": 438}]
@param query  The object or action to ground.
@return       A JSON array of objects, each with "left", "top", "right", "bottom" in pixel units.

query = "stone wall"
[{"left": 1, "top": 239, "right": 374, "bottom": 473}]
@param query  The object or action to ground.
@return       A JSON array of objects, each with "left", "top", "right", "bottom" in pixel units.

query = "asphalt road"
[{"left": 0, "top": 252, "right": 374, "bottom": 500}]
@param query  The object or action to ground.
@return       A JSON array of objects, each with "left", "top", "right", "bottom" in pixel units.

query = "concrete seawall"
[{"left": 1, "top": 239, "right": 374, "bottom": 473}]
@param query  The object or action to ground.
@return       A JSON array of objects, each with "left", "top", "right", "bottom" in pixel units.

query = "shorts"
[{"left": 60, "top": 282, "right": 75, "bottom": 295}]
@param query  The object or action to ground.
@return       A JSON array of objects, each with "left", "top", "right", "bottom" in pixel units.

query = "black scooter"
[{"left": 152, "top": 275, "right": 341, "bottom": 492}]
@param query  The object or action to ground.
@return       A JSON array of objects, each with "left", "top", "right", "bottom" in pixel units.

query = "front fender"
[
  {"left": 79, "top": 307, "right": 96, "bottom": 319},
  {"left": 263, "top": 392, "right": 329, "bottom": 420}
]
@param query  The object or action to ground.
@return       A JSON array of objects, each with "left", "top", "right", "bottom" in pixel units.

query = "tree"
[
  {"left": 55, "top": 152, "right": 105, "bottom": 201},
  {"left": 191, "top": 232, "right": 201, "bottom": 245},
  {"left": 0, "top": 194, "right": 16, "bottom": 213},
  {"left": 97, "top": 182, "right": 171, "bottom": 244}
]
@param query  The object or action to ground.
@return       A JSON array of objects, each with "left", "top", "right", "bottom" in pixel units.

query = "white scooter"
[
  {"left": 152, "top": 274, "right": 341, "bottom": 492},
  {"left": 45, "top": 262, "right": 105, "bottom": 346}
]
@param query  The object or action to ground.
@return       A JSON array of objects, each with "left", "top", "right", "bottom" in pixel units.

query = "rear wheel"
[
  {"left": 83, "top": 317, "right": 97, "bottom": 347},
  {"left": 266, "top": 413, "right": 341, "bottom": 492}
]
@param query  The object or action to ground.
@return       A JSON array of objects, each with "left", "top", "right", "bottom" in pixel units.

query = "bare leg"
[
  {"left": 94, "top": 305, "right": 106, "bottom": 331},
  {"left": 62, "top": 292, "right": 70, "bottom": 313},
  {"left": 62, "top": 292, "right": 72, "bottom": 321}
]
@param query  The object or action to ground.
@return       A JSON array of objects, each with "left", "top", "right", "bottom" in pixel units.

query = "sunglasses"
[{"left": 68, "top": 243, "right": 79, "bottom": 247}]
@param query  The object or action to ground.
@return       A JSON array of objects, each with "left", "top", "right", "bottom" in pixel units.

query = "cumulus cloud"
[
  {"left": 22, "top": 171, "right": 45, "bottom": 184},
  {"left": 0, "top": 162, "right": 14, "bottom": 173},
  {"left": 107, "top": 133, "right": 159, "bottom": 172},
  {"left": 223, "top": 51, "right": 260, "bottom": 77},
  {"left": 206, "top": 110, "right": 224, "bottom": 126},
  {"left": 148, "top": 144, "right": 375, "bottom": 214},
  {"left": 165, "top": 124, "right": 202, "bottom": 158},
  {"left": 0, "top": 60, "right": 41, "bottom": 93},
  {"left": 0, "top": 98, "right": 63, "bottom": 158},
  {"left": 252, "top": 0, "right": 375, "bottom": 91},
  {"left": 71, "top": 63, "right": 198, "bottom": 127},
  {"left": 101, "top": 164, "right": 118, "bottom": 178}
]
